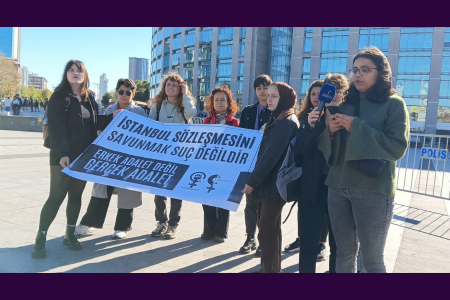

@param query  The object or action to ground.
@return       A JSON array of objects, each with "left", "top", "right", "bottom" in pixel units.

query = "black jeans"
[
  {"left": 154, "top": 195, "right": 182, "bottom": 227},
  {"left": 80, "top": 186, "right": 133, "bottom": 231},
  {"left": 39, "top": 165, "right": 87, "bottom": 231},
  {"left": 202, "top": 205, "right": 230, "bottom": 238},
  {"left": 298, "top": 174, "right": 337, "bottom": 273},
  {"left": 244, "top": 194, "right": 258, "bottom": 235}
]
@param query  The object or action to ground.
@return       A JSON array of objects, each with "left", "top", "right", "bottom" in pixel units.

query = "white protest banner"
[{"left": 63, "top": 110, "right": 263, "bottom": 211}]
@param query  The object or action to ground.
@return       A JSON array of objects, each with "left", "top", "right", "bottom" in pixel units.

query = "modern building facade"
[
  {"left": 99, "top": 73, "right": 108, "bottom": 99},
  {"left": 17, "top": 64, "right": 29, "bottom": 88},
  {"left": 150, "top": 27, "right": 450, "bottom": 135},
  {"left": 28, "top": 74, "right": 47, "bottom": 90},
  {"left": 129, "top": 57, "right": 149, "bottom": 82},
  {"left": 0, "top": 27, "right": 21, "bottom": 62}
]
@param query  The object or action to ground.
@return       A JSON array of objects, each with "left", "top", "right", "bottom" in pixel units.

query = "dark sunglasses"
[{"left": 118, "top": 90, "right": 132, "bottom": 96}]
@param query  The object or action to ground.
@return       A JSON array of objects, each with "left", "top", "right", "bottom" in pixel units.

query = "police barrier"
[{"left": 396, "top": 133, "right": 450, "bottom": 198}]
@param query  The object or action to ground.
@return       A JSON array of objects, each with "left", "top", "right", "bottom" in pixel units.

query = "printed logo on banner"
[
  {"left": 189, "top": 172, "right": 206, "bottom": 188},
  {"left": 207, "top": 175, "right": 220, "bottom": 193}
]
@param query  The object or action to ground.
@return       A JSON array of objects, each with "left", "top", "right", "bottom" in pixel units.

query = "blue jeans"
[{"left": 328, "top": 186, "right": 394, "bottom": 273}]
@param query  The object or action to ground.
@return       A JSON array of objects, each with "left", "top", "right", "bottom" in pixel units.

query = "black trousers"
[
  {"left": 257, "top": 201, "right": 285, "bottom": 273},
  {"left": 80, "top": 186, "right": 133, "bottom": 231},
  {"left": 244, "top": 194, "right": 258, "bottom": 235},
  {"left": 39, "top": 165, "right": 87, "bottom": 231},
  {"left": 154, "top": 195, "right": 182, "bottom": 227},
  {"left": 298, "top": 204, "right": 329, "bottom": 243},
  {"left": 202, "top": 205, "right": 230, "bottom": 238},
  {"left": 298, "top": 174, "right": 337, "bottom": 273}
]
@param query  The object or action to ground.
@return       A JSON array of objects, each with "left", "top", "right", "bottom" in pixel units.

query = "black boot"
[
  {"left": 239, "top": 234, "right": 257, "bottom": 254},
  {"left": 32, "top": 231, "right": 47, "bottom": 258},
  {"left": 255, "top": 246, "right": 262, "bottom": 257},
  {"left": 63, "top": 226, "right": 83, "bottom": 250}
]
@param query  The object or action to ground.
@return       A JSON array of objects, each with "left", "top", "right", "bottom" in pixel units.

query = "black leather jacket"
[{"left": 239, "top": 101, "right": 271, "bottom": 130}]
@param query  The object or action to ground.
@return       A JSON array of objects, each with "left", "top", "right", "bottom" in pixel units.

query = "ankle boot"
[
  {"left": 63, "top": 226, "right": 83, "bottom": 250},
  {"left": 32, "top": 231, "right": 47, "bottom": 258},
  {"left": 239, "top": 234, "right": 257, "bottom": 254}
]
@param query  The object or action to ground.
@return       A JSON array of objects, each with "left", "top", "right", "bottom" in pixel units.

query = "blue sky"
[{"left": 21, "top": 27, "right": 152, "bottom": 94}]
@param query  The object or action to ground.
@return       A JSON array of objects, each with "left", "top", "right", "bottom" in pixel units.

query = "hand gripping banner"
[{"left": 63, "top": 110, "right": 263, "bottom": 211}]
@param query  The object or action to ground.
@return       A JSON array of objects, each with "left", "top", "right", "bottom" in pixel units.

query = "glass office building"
[
  {"left": 150, "top": 27, "right": 450, "bottom": 135},
  {"left": 0, "top": 27, "right": 20, "bottom": 61}
]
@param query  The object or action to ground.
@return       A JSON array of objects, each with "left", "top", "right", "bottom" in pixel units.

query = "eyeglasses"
[
  {"left": 348, "top": 67, "right": 378, "bottom": 77},
  {"left": 118, "top": 90, "right": 132, "bottom": 96}
]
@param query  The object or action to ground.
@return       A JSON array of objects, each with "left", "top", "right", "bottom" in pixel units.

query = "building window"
[
  {"left": 238, "top": 62, "right": 244, "bottom": 77},
  {"left": 173, "top": 27, "right": 181, "bottom": 35},
  {"left": 438, "top": 30, "right": 450, "bottom": 131},
  {"left": 217, "top": 61, "right": 232, "bottom": 78},
  {"left": 163, "top": 56, "right": 169, "bottom": 68},
  {"left": 240, "top": 27, "right": 246, "bottom": 38},
  {"left": 184, "top": 47, "right": 195, "bottom": 63},
  {"left": 198, "top": 61, "right": 211, "bottom": 78},
  {"left": 183, "top": 63, "right": 194, "bottom": 80},
  {"left": 269, "top": 27, "right": 293, "bottom": 83},
  {"left": 198, "top": 44, "right": 212, "bottom": 61},
  {"left": 185, "top": 31, "right": 195, "bottom": 47},
  {"left": 157, "top": 58, "right": 162, "bottom": 70},
  {"left": 200, "top": 28, "right": 212, "bottom": 44},
  {"left": 319, "top": 28, "right": 349, "bottom": 77},
  {"left": 303, "top": 27, "right": 313, "bottom": 53},
  {"left": 359, "top": 27, "right": 389, "bottom": 54},
  {"left": 397, "top": 28, "right": 433, "bottom": 132},
  {"left": 198, "top": 79, "right": 211, "bottom": 104},
  {"left": 185, "top": 27, "right": 195, "bottom": 32},
  {"left": 217, "top": 41, "right": 233, "bottom": 59},
  {"left": 157, "top": 44, "right": 162, "bottom": 56},
  {"left": 163, "top": 42, "right": 169, "bottom": 55},
  {"left": 164, "top": 27, "right": 171, "bottom": 39},
  {"left": 300, "top": 58, "right": 311, "bottom": 95},
  {"left": 172, "top": 51, "right": 180, "bottom": 66},
  {"left": 218, "top": 27, "right": 233, "bottom": 41},
  {"left": 173, "top": 36, "right": 181, "bottom": 50},
  {"left": 157, "top": 30, "right": 163, "bottom": 42},
  {"left": 237, "top": 79, "right": 243, "bottom": 95}
]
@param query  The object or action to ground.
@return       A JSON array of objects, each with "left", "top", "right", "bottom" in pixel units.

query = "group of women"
[{"left": 31, "top": 46, "right": 410, "bottom": 273}]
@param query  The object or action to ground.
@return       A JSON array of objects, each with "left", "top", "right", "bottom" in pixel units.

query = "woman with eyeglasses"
[
  {"left": 75, "top": 79, "right": 148, "bottom": 240},
  {"left": 317, "top": 47, "right": 409, "bottom": 273},
  {"left": 147, "top": 72, "right": 197, "bottom": 239},
  {"left": 32, "top": 60, "right": 101, "bottom": 258},
  {"left": 201, "top": 86, "right": 240, "bottom": 243}
]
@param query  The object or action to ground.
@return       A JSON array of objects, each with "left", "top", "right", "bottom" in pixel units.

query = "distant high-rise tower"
[
  {"left": 129, "top": 57, "right": 149, "bottom": 82},
  {"left": 100, "top": 73, "right": 108, "bottom": 99},
  {"left": 0, "top": 27, "right": 21, "bottom": 62}
]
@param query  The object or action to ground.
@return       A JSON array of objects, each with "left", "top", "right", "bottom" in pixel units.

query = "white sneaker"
[
  {"left": 112, "top": 230, "right": 128, "bottom": 239},
  {"left": 74, "top": 224, "right": 95, "bottom": 236}
]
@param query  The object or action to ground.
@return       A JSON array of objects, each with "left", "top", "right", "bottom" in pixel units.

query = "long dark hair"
[
  {"left": 55, "top": 60, "right": 90, "bottom": 100},
  {"left": 297, "top": 79, "right": 324, "bottom": 122},
  {"left": 346, "top": 47, "right": 396, "bottom": 104}
]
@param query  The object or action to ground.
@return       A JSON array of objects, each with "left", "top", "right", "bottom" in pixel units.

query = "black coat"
[
  {"left": 247, "top": 113, "right": 300, "bottom": 202},
  {"left": 294, "top": 115, "right": 326, "bottom": 203},
  {"left": 48, "top": 89, "right": 103, "bottom": 165},
  {"left": 239, "top": 101, "right": 271, "bottom": 130}
]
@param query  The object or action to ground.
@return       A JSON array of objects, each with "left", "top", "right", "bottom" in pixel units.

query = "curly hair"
[
  {"left": 148, "top": 72, "right": 194, "bottom": 114},
  {"left": 346, "top": 46, "right": 396, "bottom": 104},
  {"left": 324, "top": 73, "right": 349, "bottom": 96},
  {"left": 297, "top": 80, "right": 324, "bottom": 123},
  {"left": 205, "top": 85, "right": 239, "bottom": 117}
]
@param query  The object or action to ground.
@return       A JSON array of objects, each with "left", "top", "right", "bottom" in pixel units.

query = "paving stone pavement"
[{"left": 1, "top": 130, "right": 449, "bottom": 273}]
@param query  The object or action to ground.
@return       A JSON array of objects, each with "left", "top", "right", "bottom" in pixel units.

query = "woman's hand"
[
  {"left": 180, "top": 82, "right": 188, "bottom": 95},
  {"left": 335, "top": 114, "right": 354, "bottom": 132},
  {"left": 59, "top": 156, "right": 70, "bottom": 169},
  {"left": 308, "top": 107, "right": 322, "bottom": 125},
  {"left": 241, "top": 184, "right": 254, "bottom": 194},
  {"left": 113, "top": 109, "right": 123, "bottom": 118},
  {"left": 147, "top": 100, "right": 152, "bottom": 108},
  {"left": 328, "top": 115, "right": 343, "bottom": 134}
]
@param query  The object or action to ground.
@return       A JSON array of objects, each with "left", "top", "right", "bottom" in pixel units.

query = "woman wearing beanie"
[{"left": 242, "top": 82, "right": 300, "bottom": 273}]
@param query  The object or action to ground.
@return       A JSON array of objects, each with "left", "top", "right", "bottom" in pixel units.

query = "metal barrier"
[{"left": 396, "top": 133, "right": 450, "bottom": 198}]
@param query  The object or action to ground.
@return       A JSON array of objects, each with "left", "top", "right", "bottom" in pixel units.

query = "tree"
[
  {"left": 0, "top": 54, "right": 20, "bottom": 98},
  {"left": 40, "top": 89, "right": 53, "bottom": 100},
  {"left": 101, "top": 92, "right": 115, "bottom": 107},
  {"left": 133, "top": 80, "right": 150, "bottom": 101}
]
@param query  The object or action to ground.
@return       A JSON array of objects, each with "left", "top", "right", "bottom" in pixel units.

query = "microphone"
[{"left": 310, "top": 83, "right": 336, "bottom": 129}]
